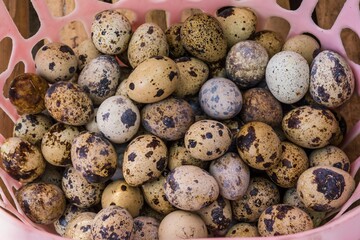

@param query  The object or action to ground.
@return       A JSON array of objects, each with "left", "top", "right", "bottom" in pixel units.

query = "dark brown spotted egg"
[
  {"left": 258, "top": 204, "right": 313, "bottom": 236},
  {"left": 181, "top": 13, "right": 227, "bottom": 63},
  {"left": 231, "top": 177, "right": 280, "bottom": 222},
  {"left": 91, "top": 206, "right": 133, "bottom": 240},
  {"left": 128, "top": 23, "right": 169, "bottom": 68},
  {"left": 166, "top": 23, "right": 186, "bottom": 58},
  {"left": 45, "top": 81, "right": 94, "bottom": 126},
  {"left": 75, "top": 39, "right": 102, "bottom": 71},
  {"left": 310, "top": 50, "right": 355, "bottom": 108},
  {"left": 282, "top": 105, "right": 339, "bottom": 149},
  {"left": 252, "top": 30, "right": 284, "bottom": 58},
  {"left": 78, "top": 55, "right": 121, "bottom": 105},
  {"left": 64, "top": 212, "right": 96, "bottom": 240},
  {"left": 35, "top": 42, "right": 77, "bottom": 83},
  {"left": 296, "top": 166, "right": 355, "bottom": 212},
  {"left": 282, "top": 34, "right": 320, "bottom": 65},
  {"left": 132, "top": 216, "right": 160, "bottom": 240},
  {"left": 123, "top": 134, "right": 168, "bottom": 186},
  {"left": 16, "top": 182, "right": 66, "bottom": 225},
  {"left": 141, "top": 97, "right": 194, "bottom": 141},
  {"left": 91, "top": 10, "right": 132, "bottom": 55},
  {"left": 97, "top": 95, "right": 140, "bottom": 144},
  {"left": 62, "top": 167, "right": 105, "bottom": 208},
  {"left": 164, "top": 165, "right": 219, "bottom": 211},
  {"left": 71, "top": 132, "right": 117, "bottom": 183},
  {"left": 226, "top": 223, "right": 260, "bottom": 237},
  {"left": 184, "top": 120, "right": 232, "bottom": 161},
  {"left": 309, "top": 145, "right": 350, "bottom": 172},
  {"left": 127, "top": 56, "right": 179, "bottom": 103},
  {"left": 0, "top": 137, "right": 46, "bottom": 183}
]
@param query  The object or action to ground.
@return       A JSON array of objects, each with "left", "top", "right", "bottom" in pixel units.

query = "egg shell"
[
  {"left": 97, "top": 95, "right": 140, "bottom": 144},
  {"left": 199, "top": 77, "right": 243, "bottom": 120},
  {"left": 282, "top": 34, "right": 320, "bottom": 64},
  {"left": 236, "top": 121, "right": 282, "bottom": 170},
  {"left": 39, "top": 164, "right": 63, "bottom": 188},
  {"left": 75, "top": 39, "right": 102, "bottom": 71},
  {"left": 45, "top": 81, "right": 94, "bottom": 126},
  {"left": 141, "top": 97, "right": 194, "bottom": 141},
  {"left": 101, "top": 180, "right": 144, "bottom": 217},
  {"left": 266, "top": 141, "right": 309, "bottom": 188},
  {"left": 166, "top": 23, "right": 186, "bottom": 58},
  {"left": 91, "top": 10, "right": 132, "bottom": 55},
  {"left": 309, "top": 145, "right": 350, "bottom": 172},
  {"left": 231, "top": 177, "right": 280, "bottom": 222},
  {"left": 282, "top": 105, "right": 339, "bottom": 149},
  {"left": 127, "top": 56, "right": 179, "bottom": 103},
  {"left": 35, "top": 42, "right": 77, "bottom": 83},
  {"left": 226, "top": 40, "right": 269, "bottom": 89},
  {"left": 62, "top": 167, "right": 105, "bottom": 208},
  {"left": 225, "top": 223, "right": 260, "bottom": 237},
  {"left": 174, "top": 57, "right": 209, "bottom": 98},
  {"left": 123, "top": 134, "right": 168, "bottom": 186},
  {"left": 258, "top": 204, "right": 313, "bottom": 236},
  {"left": 128, "top": 23, "right": 169, "bottom": 68},
  {"left": 310, "top": 50, "right": 355, "bottom": 108},
  {"left": 16, "top": 182, "right": 66, "bottom": 225},
  {"left": 0, "top": 137, "right": 46, "bottom": 183},
  {"left": 209, "top": 152, "right": 250, "bottom": 200},
  {"left": 41, "top": 123, "right": 81, "bottom": 167},
  {"left": 164, "top": 165, "right": 219, "bottom": 211},
  {"left": 296, "top": 166, "right": 355, "bottom": 212},
  {"left": 252, "top": 30, "right": 284, "bottom": 58},
  {"left": 184, "top": 120, "right": 232, "bottom": 161},
  {"left": 78, "top": 55, "right": 121, "bottom": 105},
  {"left": 158, "top": 210, "right": 208, "bottom": 240},
  {"left": 71, "top": 132, "right": 117, "bottom": 183},
  {"left": 181, "top": 13, "right": 227, "bottom": 63},
  {"left": 216, "top": 7, "right": 257, "bottom": 47},
  {"left": 132, "top": 216, "right": 160, "bottom": 240},
  {"left": 64, "top": 212, "right": 96, "bottom": 240},
  {"left": 91, "top": 206, "right": 133, "bottom": 240},
  {"left": 85, "top": 108, "right": 100, "bottom": 133},
  {"left": 13, "top": 113, "right": 53, "bottom": 145}
]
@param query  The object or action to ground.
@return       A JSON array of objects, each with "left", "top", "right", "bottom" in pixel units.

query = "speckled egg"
[
  {"left": 252, "top": 30, "right": 284, "bottom": 58},
  {"left": 266, "top": 51, "right": 309, "bottom": 104},
  {"left": 16, "top": 182, "right": 66, "bottom": 224},
  {"left": 309, "top": 145, "right": 350, "bottom": 172},
  {"left": 226, "top": 40, "right": 269, "bottom": 89},
  {"left": 0, "top": 137, "right": 46, "bottom": 183},
  {"left": 8, "top": 73, "right": 49, "bottom": 114},
  {"left": 85, "top": 108, "right": 100, "bottom": 133},
  {"left": 283, "top": 34, "right": 320, "bottom": 64},
  {"left": 297, "top": 166, "right": 355, "bottom": 212},
  {"left": 184, "top": 120, "right": 232, "bottom": 161},
  {"left": 64, "top": 212, "right": 96, "bottom": 240},
  {"left": 158, "top": 210, "right": 208, "bottom": 240},
  {"left": 174, "top": 57, "right": 209, "bottom": 98},
  {"left": 78, "top": 55, "right": 121, "bottom": 105},
  {"left": 208, "top": 59, "right": 227, "bottom": 78},
  {"left": 164, "top": 165, "right": 219, "bottom": 211},
  {"left": 41, "top": 123, "right": 81, "bottom": 167},
  {"left": 128, "top": 23, "right": 169, "bottom": 68},
  {"left": 132, "top": 216, "right": 160, "bottom": 240},
  {"left": 13, "top": 113, "right": 53, "bottom": 145},
  {"left": 91, "top": 10, "right": 132, "bottom": 55},
  {"left": 258, "top": 204, "right": 313, "bottom": 236},
  {"left": 39, "top": 164, "right": 63, "bottom": 188},
  {"left": 45, "top": 81, "right": 94, "bottom": 126},
  {"left": 266, "top": 141, "right": 309, "bottom": 188},
  {"left": 91, "top": 206, "right": 133, "bottom": 240},
  {"left": 141, "top": 97, "right": 194, "bottom": 141},
  {"left": 101, "top": 180, "right": 144, "bottom": 217},
  {"left": 139, "top": 204, "right": 166, "bottom": 222},
  {"left": 226, "top": 223, "right": 260, "bottom": 237},
  {"left": 282, "top": 105, "right": 339, "bottom": 149},
  {"left": 231, "top": 177, "right": 281, "bottom": 222},
  {"left": 166, "top": 23, "right": 186, "bottom": 58},
  {"left": 181, "top": 13, "right": 227, "bottom": 63},
  {"left": 310, "top": 50, "right": 355, "bottom": 108},
  {"left": 209, "top": 152, "right": 250, "bottom": 200},
  {"left": 62, "top": 166, "right": 105, "bottom": 208},
  {"left": 216, "top": 7, "right": 257, "bottom": 47},
  {"left": 71, "top": 132, "right": 117, "bottom": 183},
  {"left": 123, "top": 134, "right": 168, "bottom": 186},
  {"left": 127, "top": 56, "right": 179, "bottom": 103},
  {"left": 239, "top": 87, "right": 283, "bottom": 127},
  {"left": 35, "top": 42, "right": 77, "bottom": 83},
  {"left": 236, "top": 121, "right": 282, "bottom": 170},
  {"left": 75, "top": 39, "right": 102, "bottom": 71},
  {"left": 199, "top": 77, "right": 242, "bottom": 120}
]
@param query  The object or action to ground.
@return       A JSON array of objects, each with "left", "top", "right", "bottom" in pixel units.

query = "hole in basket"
[
  {"left": 146, "top": 10, "right": 168, "bottom": 32},
  {"left": 116, "top": 9, "right": 137, "bottom": 25},
  {"left": 98, "top": 0, "right": 114, "bottom": 3},
  {"left": 263, "top": 16, "right": 290, "bottom": 41},
  {"left": 341, "top": 28, "right": 360, "bottom": 65},
  {"left": 0, "top": 37, "right": 13, "bottom": 74},
  {"left": 31, "top": 39, "right": 46, "bottom": 60},
  {"left": 313, "top": 0, "right": 345, "bottom": 29},
  {"left": 3, "top": 62, "right": 25, "bottom": 99},
  {"left": 0, "top": 177, "right": 16, "bottom": 208},
  {"left": 216, "top": 6, "right": 235, "bottom": 16},
  {"left": 60, "top": 21, "right": 88, "bottom": 49},
  {"left": 276, "top": 0, "right": 290, "bottom": 10},
  {"left": 181, "top": 8, "right": 203, "bottom": 22},
  {"left": 45, "top": 0, "right": 76, "bottom": 17}
]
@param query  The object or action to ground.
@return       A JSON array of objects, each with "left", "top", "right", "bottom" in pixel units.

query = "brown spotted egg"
[
  {"left": 166, "top": 23, "right": 186, "bottom": 58},
  {"left": 64, "top": 212, "right": 96, "bottom": 240},
  {"left": 226, "top": 223, "right": 260, "bottom": 237},
  {"left": 35, "top": 42, "right": 78, "bottom": 83},
  {"left": 282, "top": 34, "right": 320, "bottom": 65},
  {"left": 297, "top": 166, "right": 355, "bottom": 212},
  {"left": 75, "top": 39, "right": 102, "bottom": 71},
  {"left": 0, "top": 137, "right": 46, "bottom": 183},
  {"left": 71, "top": 132, "right": 117, "bottom": 183},
  {"left": 309, "top": 145, "right": 350, "bottom": 172},
  {"left": 252, "top": 30, "right": 284, "bottom": 58},
  {"left": 310, "top": 50, "right": 355, "bottom": 108},
  {"left": 132, "top": 216, "right": 159, "bottom": 240}
]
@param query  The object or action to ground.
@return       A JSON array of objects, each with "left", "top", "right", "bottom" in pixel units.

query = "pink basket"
[{"left": 0, "top": 0, "right": 360, "bottom": 239}]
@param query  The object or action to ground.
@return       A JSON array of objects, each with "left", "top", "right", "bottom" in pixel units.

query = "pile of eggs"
[{"left": 1, "top": 5, "right": 357, "bottom": 239}]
